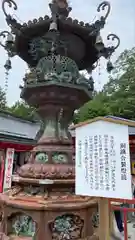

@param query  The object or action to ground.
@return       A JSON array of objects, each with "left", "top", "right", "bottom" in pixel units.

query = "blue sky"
[{"left": 0, "top": 0, "right": 134, "bottom": 106}]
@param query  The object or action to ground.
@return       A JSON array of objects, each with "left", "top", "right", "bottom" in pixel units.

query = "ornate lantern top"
[{"left": 1, "top": 0, "right": 120, "bottom": 71}]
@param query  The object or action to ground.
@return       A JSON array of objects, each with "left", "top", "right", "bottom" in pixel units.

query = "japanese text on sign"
[
  {"left": 120, "top": 143, "right": 127, "bottom": 181},
  {"left": 75, "top": 120, "right": 132, "bottom": 199},
  {"left": 3, "top": 148, "right": 14, "bottom": 191}
]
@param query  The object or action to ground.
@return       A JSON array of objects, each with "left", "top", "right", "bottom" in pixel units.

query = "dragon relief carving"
[{"left": 49, "top": 214, "right": 84, "bottom": 240}]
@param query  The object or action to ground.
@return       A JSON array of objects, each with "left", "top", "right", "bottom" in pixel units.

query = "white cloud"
[{"left": 0, "top": 0, "right": 134, "bottom": 105}]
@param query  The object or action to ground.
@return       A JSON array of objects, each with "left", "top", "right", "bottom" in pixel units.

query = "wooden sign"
[{"left": 75, "top": 119, "right": 132, "bottom": 200}]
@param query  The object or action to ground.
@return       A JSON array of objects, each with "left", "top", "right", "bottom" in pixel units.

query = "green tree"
[
  {"left": 9, "top": 101, "right": 37, "bottom": 121},
  {"left": 74, "top": 47, "right": 135, "bottom": 123},
  {"left": 105, "top": 47, "right": 135, "bottom": 119},
  {"left": 76, "top": 93, "right": 110, "bottom": 123},
  {"left": 0, "top": 87, "right": 7, "bottom": 109}
]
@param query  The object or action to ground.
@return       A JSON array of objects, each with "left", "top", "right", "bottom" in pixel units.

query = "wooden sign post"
[
  {"left": 98, "top": 198, "right": 110, "bottom": 240},
  {"left": 72, "top": 117, "right": 133, "bottom": 240}
]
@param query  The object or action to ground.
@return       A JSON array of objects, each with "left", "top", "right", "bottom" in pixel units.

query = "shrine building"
[{"left": 0, "top": 110, "right": 40, "bottom": 175}]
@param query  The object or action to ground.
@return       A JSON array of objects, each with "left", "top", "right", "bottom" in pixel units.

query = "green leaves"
[
  {"left": 75, "top": 93, "right": 110, "bottom": 123},
  {"left": 8, "top": 101, "right": 37, "bottom": 121},
  {"left": 0, "top": 87, "right": 7, "bottom": 110},
  {"left": 74, "top": 47, "right": 135, "bottom": 123}
]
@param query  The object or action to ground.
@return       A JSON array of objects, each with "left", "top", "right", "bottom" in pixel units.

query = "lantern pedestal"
[
  {"left": 0, "top": 81, "right": 97, "bottom": 240},
  {"left": 0, "top": 0, "right": 120, "bottom": 239}
]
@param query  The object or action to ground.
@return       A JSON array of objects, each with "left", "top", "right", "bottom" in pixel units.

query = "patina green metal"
[
  {"left": 52, "top": 152, "right": 68, "bottom": 163},
  {"left": 24, "top": 55, "right": 94, "bottom": 93},
  {"left": 12, "top": 214, "right": 36, "bottom": 237},
  {"left": 28, "top": 35, "right": 69, "bottom": 61},
  {"left": 50, "top": 214, "right": 84, "bottom": 239},
  {"left": 24, "top": 185, "right": 44, "bottom": 196},
  {"left": 35, "top": 152, "right": 49, "bottom": 163}
]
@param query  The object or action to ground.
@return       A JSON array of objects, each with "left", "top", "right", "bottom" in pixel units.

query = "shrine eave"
[
  {"left": 0, "top": 110, "right": 41, "bottom": 146},
  {"left": 70, "top": 116, "right": 135, "bottom": 130},
  {"left": 0, "top": 109, "right": 38, "bottom": 124},
  {"left": 0, "top": 133, "right": 36, "bottom": 146}
]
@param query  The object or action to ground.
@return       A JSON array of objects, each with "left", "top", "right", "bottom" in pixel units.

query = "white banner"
[
  {"left": 3, "top": 148, "right": 14, "bottom": 191},
  {"left": 75, "top": 120, "right": 132, "bottom": 199}
]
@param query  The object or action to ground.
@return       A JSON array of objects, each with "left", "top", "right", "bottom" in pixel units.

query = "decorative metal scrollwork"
[
  {"left": 97, "top": 1, "right": 111, "bottom": 20},
  {"left": 0, "top": 30, "right": 10, "bottom": 48},
  {"left": 2, "top": 0, "right": 17, "bottom": 18},
  {"left": 107, "top": 33, "right": 120, "bottom": 50}
]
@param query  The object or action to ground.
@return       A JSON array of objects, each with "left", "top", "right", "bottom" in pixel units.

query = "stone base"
[
  {"left": 78, "top": 234, "right": 99, "bottom": 240},
  {"left": 8, "top": 236, "right": 32, "bottom": 240},
  {"left": 0, "top": 192, "right": 97, "bottom": 240},
  {"left": 89, "top": 235, "right": 99, "bottom": 240},
  {"left": 0, "top": 233, "right": 10, "bottom": 240}
]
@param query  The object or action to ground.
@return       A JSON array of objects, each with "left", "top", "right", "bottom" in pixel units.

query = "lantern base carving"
[{"left": 0, "top": 187, "right": 97, "bottom": 240}]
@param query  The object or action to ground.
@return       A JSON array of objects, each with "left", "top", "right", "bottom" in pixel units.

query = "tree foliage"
[
  {"left": 75, "top": 47, "right": 135, "bottom": 123},
  {"left": 0, "top": 87, "right": 7, "bottom": 110},
  {"left": 8, "top": 101, "right": 37, "bottom": 121}
]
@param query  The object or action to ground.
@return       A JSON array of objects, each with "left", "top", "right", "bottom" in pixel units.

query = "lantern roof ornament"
[{"left": 0, "top": 0, "right": 120, "bottom": 73}]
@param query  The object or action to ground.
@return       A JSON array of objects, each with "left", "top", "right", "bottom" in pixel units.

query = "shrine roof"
[
  {"left": 0, "top": 110, "right": 41, "bottom": 141},
  {"left": 0, "top": 109, "right": 38, "bottom": 123},
  {"left": 69, "top": 116, "right": 135, "bottom": 136},
  {"left": 105, "top": 115, "right": 135, "bottom": 124}
]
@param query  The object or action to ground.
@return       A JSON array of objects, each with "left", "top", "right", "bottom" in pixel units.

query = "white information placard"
[{"left": 75, "top": 120, "right": 132, "bottom": 199}]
